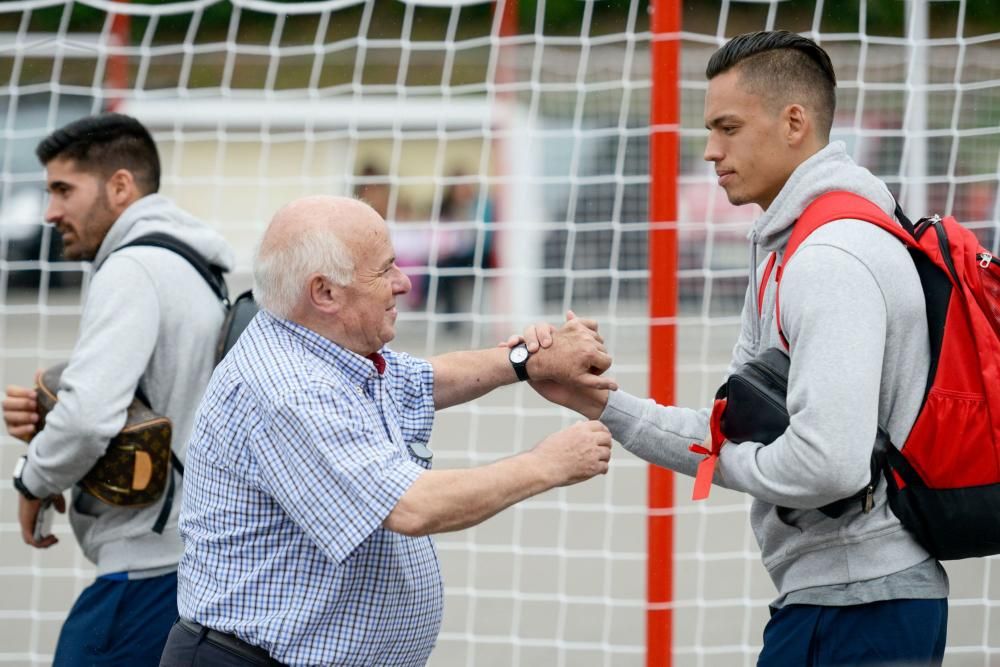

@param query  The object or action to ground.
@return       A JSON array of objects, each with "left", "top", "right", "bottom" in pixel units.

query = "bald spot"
[{"left": 262, "top": 195, "right": 389, "bottom": 267}]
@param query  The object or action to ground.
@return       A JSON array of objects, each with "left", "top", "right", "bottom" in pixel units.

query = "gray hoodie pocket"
[{"left": 763, "top": 506, "right": 847, "bottom": 569}]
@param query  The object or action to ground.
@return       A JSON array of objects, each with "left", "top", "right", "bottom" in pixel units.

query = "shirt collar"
[{"left": 264, "top": 311, "right": 385, "bottom": 384}]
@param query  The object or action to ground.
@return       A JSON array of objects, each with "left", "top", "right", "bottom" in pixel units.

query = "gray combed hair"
[{"left": 252, "top": 223, "right": 354, "bottom": 319}]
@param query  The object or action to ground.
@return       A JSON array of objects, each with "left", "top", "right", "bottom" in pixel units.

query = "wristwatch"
[
  {"left": 12, "top": 456, "right": 37, "bottom": 501},
  {"left": 509, "top": 343, "right": 531, "bottom": 382}
]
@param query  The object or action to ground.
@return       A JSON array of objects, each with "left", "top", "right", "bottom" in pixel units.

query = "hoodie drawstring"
[{"left": 748, "top": 233, "right": 761, "bottom": 351}]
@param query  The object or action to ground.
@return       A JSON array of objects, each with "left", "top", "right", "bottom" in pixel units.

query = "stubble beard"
[{"left": 64, "top": 190, "right": 117, "bottom": 261}]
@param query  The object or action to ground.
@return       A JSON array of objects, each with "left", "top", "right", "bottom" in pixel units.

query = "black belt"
[{"left": 177, "top": 617, "right": 283, "bottom": 666}]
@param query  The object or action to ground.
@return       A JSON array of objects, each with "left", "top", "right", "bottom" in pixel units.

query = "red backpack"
[{"left": 760, "top": 190, "right": 1000, "bottom": 560}]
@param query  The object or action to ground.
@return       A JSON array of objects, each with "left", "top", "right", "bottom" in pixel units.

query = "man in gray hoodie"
[
  {"left": 2, "top": 114, "right": 234, "bottom": 665},
  {"left": 517, "top": 31, "right": 949, "bottom": 665}
]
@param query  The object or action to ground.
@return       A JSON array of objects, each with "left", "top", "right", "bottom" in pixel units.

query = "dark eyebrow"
[
  {"left": 46, "top": 179, "right": 70, "bottom": 192},
  {"left": 705, "top": 114, "right": 742, "bottom": 130}
]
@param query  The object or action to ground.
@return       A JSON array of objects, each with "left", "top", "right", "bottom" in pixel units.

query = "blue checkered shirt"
[{"left": 177, "top": 311, "right": 441, "bottom": 666}]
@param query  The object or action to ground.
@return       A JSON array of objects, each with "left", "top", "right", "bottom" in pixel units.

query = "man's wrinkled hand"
[
  {"left": 524, "top": 312, "right": 616, "bottom": 391},
  {"left": 531, "top": 420, "right": 613, "bottom": 487},
  {"left": 500, "top": 309, "right": 601, "bottom": 354}
]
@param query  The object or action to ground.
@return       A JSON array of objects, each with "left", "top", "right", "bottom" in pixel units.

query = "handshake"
[
  {"left": 500, "top": 311, "right": 619, "bottom": 488},
  {"left": 501, "top": 309, "right": 617, "bottom": 417}
]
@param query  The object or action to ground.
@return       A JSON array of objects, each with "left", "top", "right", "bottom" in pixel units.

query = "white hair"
[{"left": 252, "top": 222, "right": 354, "bottom": 319}]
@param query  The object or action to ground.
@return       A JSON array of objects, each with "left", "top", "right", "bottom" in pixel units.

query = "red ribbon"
[{"left": 690, "top": 398, "right": 727, "bottom": 501}]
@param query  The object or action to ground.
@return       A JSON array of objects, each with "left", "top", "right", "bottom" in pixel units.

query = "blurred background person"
[{"left": 434, "top": 170, "right": 494, "bottom": 330}]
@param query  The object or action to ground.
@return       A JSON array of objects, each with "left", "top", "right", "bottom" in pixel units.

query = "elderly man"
[{"left": 159, "top": 196, "right": 616, "bottom": 667}]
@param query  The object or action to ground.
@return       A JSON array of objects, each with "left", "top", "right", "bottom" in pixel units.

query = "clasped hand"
[{"left": 501, "top": 311, "right": 616, "bottom": 418}]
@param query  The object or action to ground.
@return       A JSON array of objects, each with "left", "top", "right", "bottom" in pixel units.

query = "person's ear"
[
  {"left": 785, "top": 103, "right": 809, "bottom": 147},
  {"left": 308, "top": 274, "right": 343, "bottom": 315},
  {"left": 105, "top": 169, "right": 139, "bottom": 213}
]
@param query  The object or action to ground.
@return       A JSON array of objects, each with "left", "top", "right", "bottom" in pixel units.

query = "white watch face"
[
  {"left": 13, "top": 456, "right": 26, "bottom": 478},
  {"left": 510, "top": 345, "right": 529, "bottom": 364}
]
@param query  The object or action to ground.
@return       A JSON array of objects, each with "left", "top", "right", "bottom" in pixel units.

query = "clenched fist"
[
  {"left": 3, "top": 384, "right": 39, "bottom": 443},
  {"left": 531, "top": 420, "right": 613, "bottom": 487}
]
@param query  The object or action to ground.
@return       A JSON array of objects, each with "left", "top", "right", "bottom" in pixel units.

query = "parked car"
[
  {"left": 1, "top": 91, "right": 99, "bottom": 288},
  {"left": 539, "top": 126, "right": 753, "bottom": 314}
]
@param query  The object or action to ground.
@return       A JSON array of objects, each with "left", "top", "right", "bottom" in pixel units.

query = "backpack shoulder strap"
[
  {"left": 115, "top": 234, "right": 211, "bottom": 534},
  {"left": 115, "top": 232, "right": 230, "bottom": 305},
  {"left": 774, "top": 191, "right": 913, "bottom": 349},
  {"left": 786, "top": 191, "right": 914, "bottom": 262}
]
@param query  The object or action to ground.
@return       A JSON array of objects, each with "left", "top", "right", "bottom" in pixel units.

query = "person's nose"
[
  {"left": 44, "top": 198, "right": 62, "bottom": 224},
  {"left": 703, "top": 133, "right": 723, "bottom": 163},
  {"left": 393, "top": 266, "right": 411, "bottom": 295}
]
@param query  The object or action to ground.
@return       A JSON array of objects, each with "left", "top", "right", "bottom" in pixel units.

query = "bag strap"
[
  {"left": 151, "top": 452, "right": 185, "bottom": 535},
  {"left": 773, "top": 191, "right": 914, "bottom": 349},
  {"left": 774, "top": 193, "right": 910, "bottom": 514},
  {"left": 134, "top": 382, "right": 186, "bottom": 533},
  {"left": 786, "top": 191, "right": 915, "bottom": 259},
  {"left": 115, "top": 236, "right": 216, "bottom": 532},
  {"left": 115, "top": 232, "right": 230, "bottom": 306},
  {"left": 894, "top": 201, "right": 917, "bottom": 237}
]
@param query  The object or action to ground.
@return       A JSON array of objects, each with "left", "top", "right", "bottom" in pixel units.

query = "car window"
[{"left": 0, "top": 92, "right": 99, "bottom": 233}]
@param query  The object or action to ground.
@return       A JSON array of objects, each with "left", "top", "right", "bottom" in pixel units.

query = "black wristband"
[{"left": 13, "top": 472, "right": 38, "bottom": 501}]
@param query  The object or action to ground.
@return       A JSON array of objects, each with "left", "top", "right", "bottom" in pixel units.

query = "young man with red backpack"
[{"left": 516, "top": 31, "right": 977, "bottom": 665}]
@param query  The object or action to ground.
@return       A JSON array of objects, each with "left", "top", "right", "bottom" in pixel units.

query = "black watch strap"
[
  {"left": 509, "top": 343, "right": 531, "bottom": 382},
  {"left": 13, "top": 457, "right": 38, "bottom": 501}
]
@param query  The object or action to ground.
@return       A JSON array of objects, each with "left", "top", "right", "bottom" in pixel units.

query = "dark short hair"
[
  {"left": 706, "top": 31, "right": 837, "bottom": 140},
  {"left": 36, "top": 113, "right": 160, "bottom": 194}
]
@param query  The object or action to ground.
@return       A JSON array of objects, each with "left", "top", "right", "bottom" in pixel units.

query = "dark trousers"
[
  {"left": 759, "top": 598, "right": 948, "bottom": 666},
  {"left": 53, "top": 571, "right": 178, "bottom": 667},
  {"left": 159, "top": 618, "right": 284, "bottom": 666}
]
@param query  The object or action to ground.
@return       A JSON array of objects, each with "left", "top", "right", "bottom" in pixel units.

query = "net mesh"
[{"left": 0, "top": 1, "right": 998, "bottom": 665}]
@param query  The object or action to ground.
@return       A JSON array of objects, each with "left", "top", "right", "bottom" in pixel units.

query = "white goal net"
[{"left": 0, "top": 1, "right": 998, "bottom": 666}]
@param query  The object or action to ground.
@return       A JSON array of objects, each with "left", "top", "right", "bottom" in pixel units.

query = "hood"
[
  {"left": 750, "top": 141, "right": 896, "bottom": 253},
  {"left": 743, "top": 141, "right": 896, "bottom": 351},
  {"left": 92, "top": 194, "right": 235, "bottom": 272}
]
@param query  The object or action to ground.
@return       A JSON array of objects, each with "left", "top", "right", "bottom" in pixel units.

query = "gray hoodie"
[
  {"left": 602, "top": 142, "right": 949, "bottom": 602},
  {"left": 21, "top": 194, "right": 234, "bottom": 577}
]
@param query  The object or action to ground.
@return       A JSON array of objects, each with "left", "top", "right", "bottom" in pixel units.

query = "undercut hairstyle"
[
  {"left": 252, "top": 215, "right": 355, "bottom": 319},
  {"left": 36, "top": 113, "right": 161, "bottom": 194},
  {"left": 706, "top": 31, "right": 837, "bottom": 140}
]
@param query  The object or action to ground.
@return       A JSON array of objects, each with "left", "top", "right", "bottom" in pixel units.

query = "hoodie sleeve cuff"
[
  {"left": 19, "top": 459, "right": 60, "bottom": 499},
  {"left": 599, "top": 389, "right": 648, "bottom": 447},
  {"left": 599, "top": 389, "right": 709, "bottom": 478}
]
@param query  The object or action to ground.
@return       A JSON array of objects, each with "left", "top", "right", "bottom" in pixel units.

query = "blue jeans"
[
  {"left": 53, "top": 571, "right": 178, "bottom": 667},
  {"left": 758, "top": 598, "right": 947, "bottom": 666}
]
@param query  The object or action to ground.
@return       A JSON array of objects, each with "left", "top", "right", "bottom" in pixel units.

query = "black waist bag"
[
  {"left": 715, "top": 347, "right": 877, "bottom": 518},
  {"left": 715, "top": 347, "right": 790, "bottom": 444}
]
